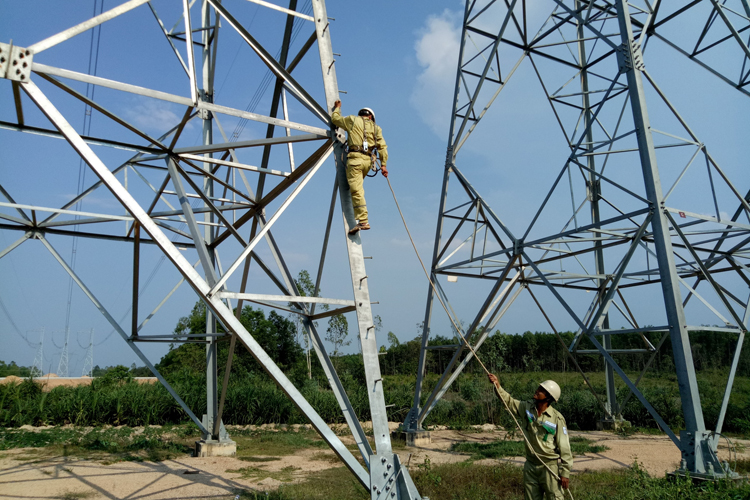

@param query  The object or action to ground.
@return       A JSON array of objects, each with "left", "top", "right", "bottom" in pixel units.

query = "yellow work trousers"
[
  {"left": 523, "top": 460, "right": 564, "bottom": 500},
  {"left": 346, "top": 154, "right": 371, "bottom": 224}
]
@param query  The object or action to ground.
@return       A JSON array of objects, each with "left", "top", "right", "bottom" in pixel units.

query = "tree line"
[
  {"left": 3, "top": 304, "right": 747, "bottom": 382},
  {"left": 379, "top": 328, "right": 749, "bottom": 378},
  {"left": 3, "top": 296, "right": 748, "bottom": 433}
]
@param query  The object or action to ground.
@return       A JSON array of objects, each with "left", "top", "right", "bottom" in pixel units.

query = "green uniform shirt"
[
  {"left": 493, "top": 382, "right": 574, "bottom": 478},
  {"left": 331, "top": 108, "right": 388, "bottom": 167}
]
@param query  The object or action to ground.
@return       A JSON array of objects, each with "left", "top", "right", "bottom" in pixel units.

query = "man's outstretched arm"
[{"left": 488, "top": 373, "right": 521, "bottom": 413}]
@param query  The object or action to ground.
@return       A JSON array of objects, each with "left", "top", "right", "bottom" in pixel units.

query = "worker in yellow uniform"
[
  {"left": 331, "top": 100, "right": 388, "bottom": 235},
  {"left": 488, "top": 373, "right": 573, "bottom": 500}
]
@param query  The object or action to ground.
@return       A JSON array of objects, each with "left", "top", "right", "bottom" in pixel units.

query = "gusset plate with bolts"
[
  {"left": 369, "top": 454, "right": 422, "bottom": 500},
  {"left": 0, "top": 43, "right": 33, "bottom": 82}
]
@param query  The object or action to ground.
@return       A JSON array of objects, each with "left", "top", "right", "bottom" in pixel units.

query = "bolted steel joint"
[
  {"left": 198, "top": 107, "right": 213, "bottom": 120},
  {"left": 0, "top": 42, "right": 33, "bottom": 82},
  {"left": 616, "top": 40, "right": 644, "bottom": 73}
]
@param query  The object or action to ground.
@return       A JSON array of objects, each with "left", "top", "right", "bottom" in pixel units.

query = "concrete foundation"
[
  {"left": 391, "top": 430, "right": 431, "bottom": 447},
  {"left": 194, "top": 439, "right": 237, "bottom": 457}
]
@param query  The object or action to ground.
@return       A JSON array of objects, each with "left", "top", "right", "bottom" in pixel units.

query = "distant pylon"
[
  {"left": 31, "top": 328, "right": 44, "bottom": 378},
  {"left": 81, "top": 329, "right": 94, "bottom": 377},
  {"left": 57, "top": 327, "right": 70, "bottom": 377}
]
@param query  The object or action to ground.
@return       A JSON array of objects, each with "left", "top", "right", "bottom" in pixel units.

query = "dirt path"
[
  {"left": 417, "top": 426, "right": 699, "bottom": 476},
  {"left": 1, "top": 425, "right": 747, "bottom": 500}
]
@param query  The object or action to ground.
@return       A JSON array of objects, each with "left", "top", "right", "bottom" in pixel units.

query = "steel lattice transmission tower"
[
  {"left": 31, "top": 328, "right": 45, "bottom": 378},
  {"left": 57, "top": 327, "right": 70, "bottom": 377},
  {"left": 1, "top": 1, "right": 422, "bottom": 497},
  {"left": 405, "top": 0, "right": 749, "bottom": 479},
  {"left": 81, "top": 329, "right": 95, "bottom": 378}
]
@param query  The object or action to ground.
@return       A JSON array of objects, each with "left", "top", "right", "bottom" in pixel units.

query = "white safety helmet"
[
  {"left": 539, "top": 380, "right": 561, "bottom": 402},
  {"left": 358, "top": 107, "right": 376, "bottom": 122}
]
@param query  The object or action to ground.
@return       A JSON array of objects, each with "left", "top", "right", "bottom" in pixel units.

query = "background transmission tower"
[
  {"left": 407, "top": 0, "right": 749, "bottom": 481},
  {"left": 31, "top": 328, "right": 44, "bottom": 378},
  {"left": 81, "top": 329, "right": 94, "bottom": 377},
  {"left": 57, "top": 327, "right": 70, "bottom": 377}
]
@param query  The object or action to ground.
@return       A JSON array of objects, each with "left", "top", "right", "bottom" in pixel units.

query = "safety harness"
[{"left": 346, "top": 116, "right": 382, "bottom": 177}]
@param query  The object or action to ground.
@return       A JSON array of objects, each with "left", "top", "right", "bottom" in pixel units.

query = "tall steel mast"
[
  {"left": 1, "top": 1, "right": 422, "bottom": 496},
  {"left": 405, "top": 0, "right": 749, "bottom": 479}
]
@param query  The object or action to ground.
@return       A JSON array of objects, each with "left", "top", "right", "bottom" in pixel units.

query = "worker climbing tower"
[
  {"left": 0, "top": 1, "right": 421, "bottom": 497},
  {"left": 406, "top": 0, "right": 749, "bottom": 480}
]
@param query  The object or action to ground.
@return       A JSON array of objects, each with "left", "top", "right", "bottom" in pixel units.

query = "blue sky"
[{"left": 1, "top": 1, "right": 748, "bottom": 375}]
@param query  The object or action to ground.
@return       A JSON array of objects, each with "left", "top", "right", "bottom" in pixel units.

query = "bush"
[{"left": 1, "top": 370, "right": 748, "bottom": 435}]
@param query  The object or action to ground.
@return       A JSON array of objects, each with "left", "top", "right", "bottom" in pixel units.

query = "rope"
[{"left": 385, "top": 174, "right": 574, "bottom": 499}]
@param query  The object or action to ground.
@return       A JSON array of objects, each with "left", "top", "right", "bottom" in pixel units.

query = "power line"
[
  {"left": 229, "top": 2, "right": 313, "bottom": 142},
  {"left": 0, "top": 233, "right": 42, "bottom": 329},
  {"left": 0, "top": 295, "right": 35, "bottom": 348},
  {"left": 64, "top": 0, "right": 105, "bottom": 337}
]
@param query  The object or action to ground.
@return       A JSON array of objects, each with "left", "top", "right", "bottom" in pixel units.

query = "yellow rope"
[{"left": 385, "top": 176, "right": 574, "bottom": 499}]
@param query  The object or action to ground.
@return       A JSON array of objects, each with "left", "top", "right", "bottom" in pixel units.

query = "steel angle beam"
[
  {"left": 210, "top": 140, "right": 333, "bottom": 247},
  {"left": 31, "top": 63, "right": 329, "bottom": 136}
]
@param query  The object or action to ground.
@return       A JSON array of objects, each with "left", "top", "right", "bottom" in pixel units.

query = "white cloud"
[
  {"left": 123, "top": 98, "right": 193, "bottom": 134},
  {"left": 411, "top": 9, "right": 462, "bottom": 137}
]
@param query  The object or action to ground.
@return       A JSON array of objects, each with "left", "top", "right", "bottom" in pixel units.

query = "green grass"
[
  {"left": 226, "top": 465, "right": 301, "bottom": 482},
  {"left": 409, "top": 460, "right": 750, "bottom": 500},
  {"left": 449, "top": 436, "right": 608, "bottom": 459},
  {"left": 231, "top": 427, "right": 328, "bottom": 461},
  {"left": 569, "top": 435, "right": 609, "bottom": 454},
  {"left": 0, "top": 425, "right": 197, "bottom": 462},
  {"left": 735, "top": 458, "right": 750, "bottom": 475},
  {"left": 238, "top": 456, "right": 282, "bottom": 463},
  {"left": 2, "top": 371, "right": 748, "bottom": 436},
  {"left": 231, "top": 466, "right": 369, "bottom": 500}
]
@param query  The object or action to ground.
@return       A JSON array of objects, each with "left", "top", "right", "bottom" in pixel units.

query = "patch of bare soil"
[{"left": 1, "top": 424, "right": 747, "bottom": 500}]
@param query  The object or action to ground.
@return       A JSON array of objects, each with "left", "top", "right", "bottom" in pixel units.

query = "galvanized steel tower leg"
[
  {"left": 577, "top": 0, "right": 619, "bottom": 426},
  {"left": 311, "top": 1, "right": 422, "bottom": 497},
  {"left": 615, "top": 0, "right": 719, "bottom": 475},
  {"left": 201, "top": 0, "right": 221, "bottom": 445}
]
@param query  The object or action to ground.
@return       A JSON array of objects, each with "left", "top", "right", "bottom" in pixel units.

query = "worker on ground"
[
  {"left": 488, "top": 373, "right": 573, "bottom": 500},
  {"left": 331, "top": 100, "right": 388, "bottom": 235}
]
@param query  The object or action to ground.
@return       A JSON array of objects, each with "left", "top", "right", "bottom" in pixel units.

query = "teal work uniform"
[
  {"left": 330, "top": 108, "right": 388, "bottom": 225},
  {"left": 493, "top": 382, "right": 573, "bottom": 500}
]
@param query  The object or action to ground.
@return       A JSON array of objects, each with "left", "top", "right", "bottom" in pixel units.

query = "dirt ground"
[{"left": 1, "top": 423, "right": 747, "bottom": 500}]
